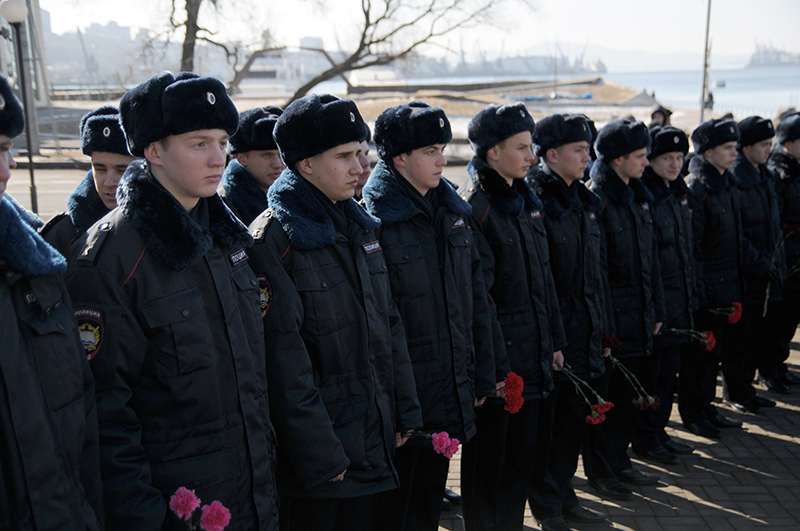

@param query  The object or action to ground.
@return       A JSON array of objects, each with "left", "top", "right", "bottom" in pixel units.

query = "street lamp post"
[{"left": 1, "top": 0, "right": 37, "bottom": 213}]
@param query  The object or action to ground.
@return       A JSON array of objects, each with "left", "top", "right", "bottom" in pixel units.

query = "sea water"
[{"left": 608, "top": 66, "right": 800, "bottom": 119}]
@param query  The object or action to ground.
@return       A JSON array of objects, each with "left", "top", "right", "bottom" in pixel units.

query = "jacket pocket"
[
  {"left": 150, "top": 447, "right": 239, "bottom": 499},
  {"left": 294, "top": 264, "right": 349, "bottom": 337},
  {"left": 325, "top": 394, "right": 368, "bottom": 467},
  {"left": 21, "top": 301, "right": 84, "bottom": 411},
  {"left": 141, "top": 288, "right": 218, "bottom": 377}
]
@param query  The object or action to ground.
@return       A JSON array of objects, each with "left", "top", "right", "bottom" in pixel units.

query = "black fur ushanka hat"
[
  {"left": 648, "top": 126, "right": 689, "bottom": 159},
  {"left": 227, "top": 106, "right": 283, "bottom": 154},
  {"left": 691, "top": 118, "right": 740, "bottom": 154},
  {"left": 80, "top": 106, "right": 130, "bottom": 156},
  {"left": 737, "top": 116, "right": 774, "bottom": 148},
  {"left": 120, "top": 71, "right": 239, "bottom": 157},
  {"left": 0, "top": 74, "right": 24, "bottom": 139},
  {"left": 594, "top": 119, "right": 651, "bottom": 162},
  {"left": 532, "top": 113, "right": 593, "bottom": 157},
  {"left": 273, "top": 94, "right": 367, "bottom": 167},
  {"left": 468, "top": 102, "right": 535, "bottom": 160},
  {"left": 777, "top": 112, "right": 800, "bottom": 145},
  {"left": 373, "top": 101, "right": 452, "bottom": 161}
]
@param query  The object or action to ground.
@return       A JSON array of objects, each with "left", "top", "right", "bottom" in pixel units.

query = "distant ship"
[{"left": 746, "top": 44, "right": 800, "bottom": 68}]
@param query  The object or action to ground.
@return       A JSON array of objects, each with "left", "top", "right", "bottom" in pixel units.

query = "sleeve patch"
[
  {"left": 74, "top": 307, "right": 104, "bottom": 361},
  {"left": 257, "top": 275, "right": 272, "bottom": 316}
]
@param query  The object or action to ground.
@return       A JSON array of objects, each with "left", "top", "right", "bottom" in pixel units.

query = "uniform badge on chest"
[{"left": 362, "top": 241, "right": 382, "bottom": 254}]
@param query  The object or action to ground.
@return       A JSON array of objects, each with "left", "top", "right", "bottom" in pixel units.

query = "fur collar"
[
  {"left": 770, "top": 151, "right": 800, "bottom": 181},
  {"left": 0, "top": 194, "right": 66, "bottom": 276},
  {"left": 589, "top": 160, "right": 654, "bottom": 206},
  {"left": 466, "top": 156, "right": 541, "bottom": 216},
  {"left": 267, "top": 167, "right": 380, "bottom": 250},
  {"left": 539, "top": 170, "right": 600, "bottom": 220},
  {"left": 220, "top": 159, "right": 269, "bottom": 225},
  {"left": 362, "top": 159, "right": 471, "bottom": 225},
  {"left": 117, "top": 160, "right": 252, "bottom": 271},
  {"left": 731, "top": 153, "right": 763, "bottom": 190},
  {"left": 687, "top": 155, "right": 730, "bottom": 195},
  {"left": 68, "top": 170, "right": 110, "bottom": 235}
]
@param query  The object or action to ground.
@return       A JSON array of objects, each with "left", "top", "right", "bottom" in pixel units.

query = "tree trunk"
[{"left": 181, "top": 0, "right": 202, "bottom": 72}]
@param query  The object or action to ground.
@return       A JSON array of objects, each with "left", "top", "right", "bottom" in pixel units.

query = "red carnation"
[
  {"left": 595, "top": 401, "right": 614, "bottom": 414},
  {"left": 729, "top": 302, "right": 742, "bottom": 324},
  {"left": 169, "top": 487, "right": 201, "bottom": 521},
  {"left": 647, "top": 396, "right": 661, "bottom": 410},
  {"left": 446, "top": 438, "right": 461, "bottom": 459},
  {"left": 200, "top": 501, "right": 231, "bottom": 531},
  {"left": 632, "top": 396, "right": 648, "bottom": 411},
  {"left": 432, "top": 432, "right": 451, "bottom": 456},
  {"left": 701, "top": 330, "right": 716, "bottom": 351},
  {"left": 602, "top": 333, "right": 622, "bottom": 351},
  {"left": 586, "top": 410, "right": 606, "bottom": 425},
  {"left": 503, "top": 372, "right": 525, "bottom": 414}
]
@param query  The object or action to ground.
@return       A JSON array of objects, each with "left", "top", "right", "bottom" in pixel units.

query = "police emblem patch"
[
  {"left": 74, "top": 308, "right": 104, "bottom": 360},
  {"left": 257, "top": 275, "right": 272, "bottom": 316}
]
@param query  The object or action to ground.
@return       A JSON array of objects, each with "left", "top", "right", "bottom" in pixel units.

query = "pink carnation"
[
  {"left": 432, "top": 432, "right": 451, "bottom": 456},
  {"left": 445, "top": 438, "right": 460, "bottom": 459},
  {"left": 169, "top": 487, "right": 200, "bottom": 521},
  {"left": 200, "top": 500, "right": 231, "bottom": 531}
]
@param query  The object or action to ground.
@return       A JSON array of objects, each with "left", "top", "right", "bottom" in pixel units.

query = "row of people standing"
[{"left": 8, "top": 60, "right": 800, "bottom": 531}]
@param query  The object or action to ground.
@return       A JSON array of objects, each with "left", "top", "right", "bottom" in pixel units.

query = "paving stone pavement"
[{"left": 439, "top": 341, "right": 800, "bottom": 531}]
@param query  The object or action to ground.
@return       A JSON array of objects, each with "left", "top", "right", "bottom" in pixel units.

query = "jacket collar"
[
  {"left": 769, "top": 150, "right": 800, "bottom": 181},
  {"left": 362, "top": 159, "right": 471, "bottom": 225},
  {"left": 538, "top": 170, "right": 600, "bottom": 220},
  {"left": 220, "top": 159, "right": 269, "bottom": 225},
  {"left": 590, "top": 160, "right": 654, "bottom": 207},
  {"left": 466, "top": 156, "right": 541, "bottom": 216},
  {"left": 117, "top": 160, "right": 252, "bottom": 271},
  {"left": 68, "top": 170, "right": 110, "bottom": 234},
  {"left": 267, "top": 167, "right": 380, "bottom": 250},
  {"left": 0, "top": 194, "right": 66, "bottom": 276},
  {"left": 688, "top": 155, "right": 731, "bottom": 195},
  {"left": 731, "top": 153, "right": 763, "bottom": 190}
]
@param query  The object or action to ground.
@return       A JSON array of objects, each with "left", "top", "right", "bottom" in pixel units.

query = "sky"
[{"left": 40, "top": 0, "right": 800, "bottom": 71}]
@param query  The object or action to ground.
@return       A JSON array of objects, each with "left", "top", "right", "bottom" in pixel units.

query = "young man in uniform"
[
  {"left": 65, "top": 71, "right": 278, "bottom": 531},
  {"left": 769, "top": 112, "right": 800, "bottom": 388},
  {"left": 460, "top": 102, "right": 566, "bottom": 531},
  {"left": 362, "top": 101, "right": 500, "bottom": 531},
  {"left": 41, "top": 106, "right": 134, "bottom": 253},
  {"left": 532, "top": 113, "right": 619, "bottom": 520},
  {"left": 729, "top": 116, "right": 784, "bottom": 407},
  {"left": 683, "top": 118, "right": 756, "bottom": 439},
  {"left": 639, "top": 125, "right": 697, "bottom": 462},
  {"left": 587, "top": 119, "right": 664, "bottom": 487},
  {"left": 221, "top": 106, "right": 284, "bottom": 225},
  {"left": 0, "top": 73, "right": 104, "bottom": 531},
  {"left": 247, "top": 94, "right": 422, "bottom": 531}
]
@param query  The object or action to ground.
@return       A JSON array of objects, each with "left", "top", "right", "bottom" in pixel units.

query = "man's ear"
[
  {"left": 297, "top": 158, "right": 313, "bottom": 176},
  {"left": 144, "top": 142, "right": 164, "bottom": 167},
  {"left": 486, "top": 145, "right": 501, "bottom": 163},
  {"left": 236, "top": 152, "right": 248, "bottom": 167},
  {"left": 393, "top": 153, "right": 407, "bottom": 169},
  {"left": 546, "top": 147, "right": 558, "bottom": 165}
]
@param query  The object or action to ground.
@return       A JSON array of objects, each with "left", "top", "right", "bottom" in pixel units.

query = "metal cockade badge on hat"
[
  {"left": 207, "top": 92, "right": 216, "bottom": 105},
  {"left": 519, "top": 109, "right": 525, "bottom": 117},
  {"left": 768, "top": 122, "right": 774, "bottom": 129},
  {"left": 439, "top": 117, "right": 445, "bottom": 128},
  {"left": 673, "top": 135, "right": 679, "bottom": 143},
  {"left": 350, "top": 112, "right": 355, "bottom": 122},
  {"left": 730, "top": 126, "right": 735, "bottom": 133},
  {"left": 0, "top": 94, "right": 5, "bottom": 111},
  {"left": 103, "top": 126, "right": 111, "bottom": 138}
]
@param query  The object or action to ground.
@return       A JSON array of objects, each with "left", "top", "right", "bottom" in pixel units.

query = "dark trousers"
[
  {"left": 651, "top": 343, "right": 682, "bottom": 445},
  {"left": 761, "top": 295, "right": 800, "bottom": 378},
  {"left": 722, "top": 304, "right": 759, "bottom": 402},
  {"left": 374, "top": 445, "right": 450, "bottom": 531},
  {"left": 603, "top": 354, "right": 658, "bottom": 473},
  {"left": 279, "top": 494, "right": 375, "bottom": 531},
  {"left": 528, "top": 374, "right": 608, "bottom": 518},
  {"left": 461, "top": 398, "right": 541, "bottom": 531},
  {"left": 581, "top": 361, "right": 617, "bottom": 484},
  {"left": 631, "top": 342, "right": 681, "bottom": 451}
]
